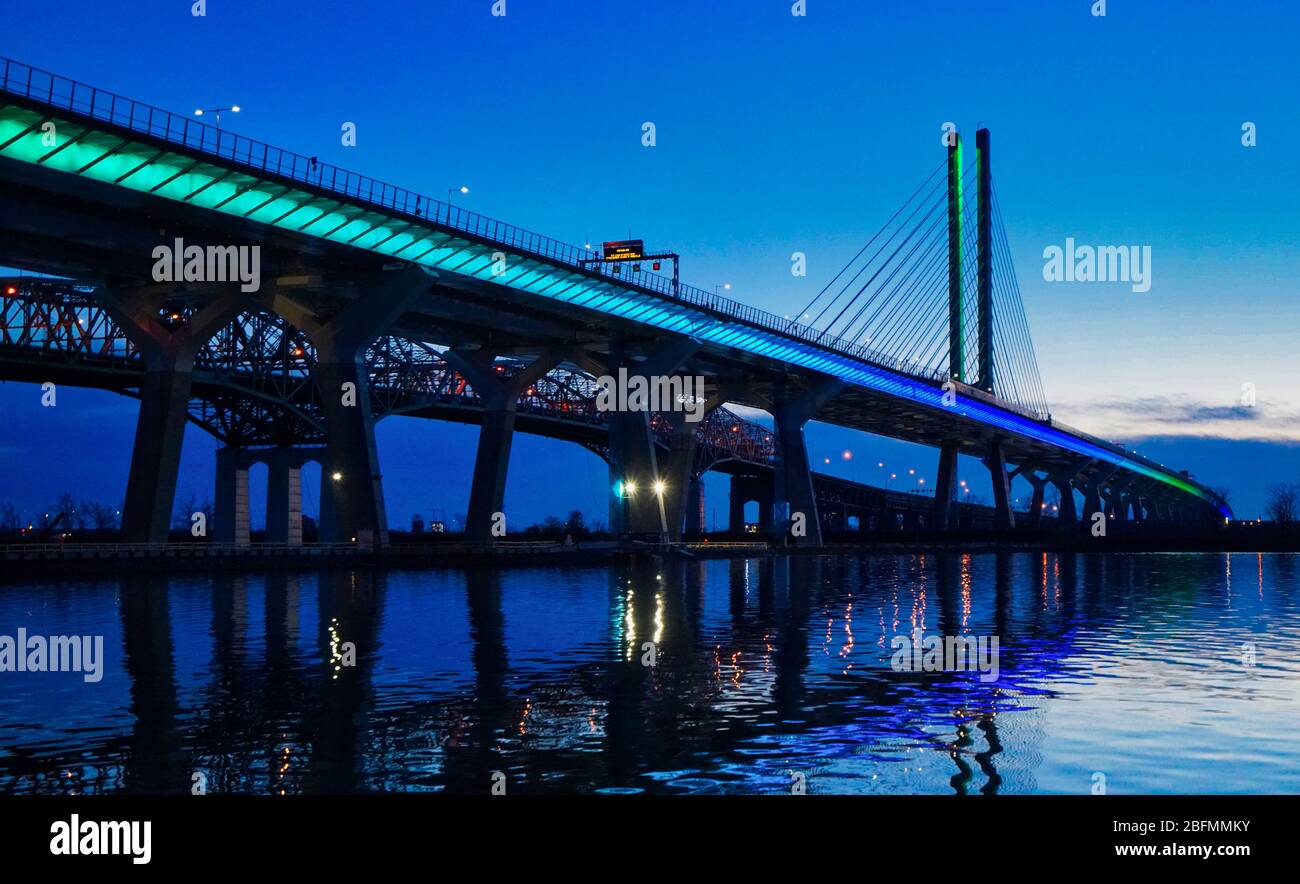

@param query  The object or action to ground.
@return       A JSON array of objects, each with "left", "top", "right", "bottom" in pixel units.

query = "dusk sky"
[{"left": 1, "top": 0, "right": 1296, "bottom": 524}]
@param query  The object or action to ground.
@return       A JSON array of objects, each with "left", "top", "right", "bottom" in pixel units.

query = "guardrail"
[
  {"left": 0, "top": 55, "right": 1056, "bottom": 416},
  {"left": 2, "top": 542, "right": 362, "bottom": 555}
]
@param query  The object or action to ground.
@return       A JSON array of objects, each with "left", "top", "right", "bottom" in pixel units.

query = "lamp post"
[
  {"left": 653, "top": 479, "right": 669, "bottom": 542},
  {"left": 194, "top": 105, "right": 240, "bottom": 129}
]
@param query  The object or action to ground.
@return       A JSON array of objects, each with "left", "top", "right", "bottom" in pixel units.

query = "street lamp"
[
  {"left": 194, "top": 105, "right": 240, "bottom": 129},
  {"left": 448, "top": 185, "right": 469, "bottom": 205}
]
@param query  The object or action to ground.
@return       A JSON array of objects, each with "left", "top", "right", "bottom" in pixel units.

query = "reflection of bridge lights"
[{"left": 328, "top": 618, "right": 345, "bottom": 680}]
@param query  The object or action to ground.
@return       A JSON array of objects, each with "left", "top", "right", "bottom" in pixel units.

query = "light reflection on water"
[{"left": 1, "top": 552, "right": 1298, "bottom": 795}]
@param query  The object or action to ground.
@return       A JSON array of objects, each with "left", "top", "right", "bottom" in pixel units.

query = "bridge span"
[{"left": 0, "top": 57, "right": 1228, "bottom": 548}]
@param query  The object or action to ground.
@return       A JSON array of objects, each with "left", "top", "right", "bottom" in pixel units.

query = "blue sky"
[{"left": 1, "top": 0, "right": 1297, "bottom": 523}]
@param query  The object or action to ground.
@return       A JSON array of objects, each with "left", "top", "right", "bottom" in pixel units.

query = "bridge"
[{"left": 0, "top": 56, "right": 1229, "bottom": 549}]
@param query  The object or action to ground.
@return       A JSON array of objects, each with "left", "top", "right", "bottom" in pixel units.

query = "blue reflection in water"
[{"left": 0, "top": 553, "right": 1297, "bottom": 795}]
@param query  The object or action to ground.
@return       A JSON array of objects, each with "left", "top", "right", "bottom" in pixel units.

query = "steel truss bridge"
[
  {"left": 0, "top": 56, "right": 1229, "bottom": 548},
  {"left": 0, "top": 278, "right": 993, "bottom": 539}
]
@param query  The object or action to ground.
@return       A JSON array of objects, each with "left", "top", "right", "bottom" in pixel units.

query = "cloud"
[{"left": 1053, "top": 394, "right": 1300, "bottom": 443}]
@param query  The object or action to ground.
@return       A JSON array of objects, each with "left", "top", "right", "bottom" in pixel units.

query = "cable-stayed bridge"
[{"left": 0, "top": 57, "right": 1229, "bottom": 548}]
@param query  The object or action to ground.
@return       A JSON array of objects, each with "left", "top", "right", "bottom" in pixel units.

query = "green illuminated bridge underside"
[{"left": 0, "top": 91, "right": 1225, "bottom": 514}]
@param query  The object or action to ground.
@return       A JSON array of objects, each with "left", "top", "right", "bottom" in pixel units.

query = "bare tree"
[
  {"left": 52, "top": 492, "right": 79, "bottom": 529},
  {"left": 1265, "top": 481, "right": 1299, "bottom": 524},
  {"left": 172, "top": 496, "right": 214, "bottom": 532},
  {"left": 173, "top": 493, "right": 200, "bottom": 530},
  {"left": 81, "top": 501, "right": 118, "bottom": 531},
  {"left": 0, "top": 501, "right": 20, "bottom": 533}
]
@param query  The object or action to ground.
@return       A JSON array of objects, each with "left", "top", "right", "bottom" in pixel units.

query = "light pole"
[
  {"left": 841, "top": 449, "right": 854, "bottom": 483},
  {"left": 194, "top": 105, "right": 240, "bottom": 129},
  {"left": 653, "top": 479, "right": 669, "bottom": 542},
  {"left": 448, "top": 185, "right": 469, "bottom": 205}
]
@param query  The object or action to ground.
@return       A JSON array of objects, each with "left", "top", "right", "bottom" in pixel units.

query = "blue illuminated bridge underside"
[{"left": 0, "top": 63, "right": 1227, "bottom": 516}]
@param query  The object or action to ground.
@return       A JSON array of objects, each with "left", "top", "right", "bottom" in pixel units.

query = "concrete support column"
[
  {"left": 931, "top": 441, "right": 960, "bottom": 531},
  {"left": 469, "top": 405, "right": 515, "bottom": 542},
  {"left": 661, "top": 412, "right": 699, "bottom": 542},
  {"left": 1122, "top": 494, "right": 1139, "bottom": 522},
  {"left": 662, "top": 384, "right": 739, "bottom": 541},
  {"left": 1051, "top": 473, "right": 1078, "bottom": 530},
  {"left": 985, "top": 439, "right": 1015, "bottom": 531},
  {"left": 316, "top": 357, "right": 388, "bottom": 548},
  {"left": 266, "top": 448, "right": 303, "bottom": 546},
  {"left": 124, "top": 368, "right": 195, "bottom": 543},
  {"left": 685, "top": 475, "right": 705, "bottom": 537},
  {"left": 213, "top": 447, "right": 250, "bottom": 546},
  {"left": 1081, "top": 481, "right": 1103, "bottom": 523},
  {"left": 609, "top": 410, "right": 666, "bottom": 538},
  {"left": 1105, "top": 487, "right": 1128, "bottom": 523},
  {"left": 583, "top": 337, "right": 701, "bottom": 543},
  {"left": 99, "top": 288, "right": 246, "bottom": 543},
  {"left": 729, "top": 477, "right": 747, "bottom": 538},
  {"left": 441, "top": 348, "right": 559, "bottom": 547},
  {"left": 771, "top": 378, "right": 843, "bottom": 547},
  {"left": 1025, "top": 473, "right": 1047, "bottom": 529},
  {"left": 271, "top": 268, "right": 432, "bottom": 549}
]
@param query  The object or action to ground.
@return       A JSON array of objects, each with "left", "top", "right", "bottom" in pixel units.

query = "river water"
[{"left": 1, "top": 552, "right": 1297, "bottom": 795}]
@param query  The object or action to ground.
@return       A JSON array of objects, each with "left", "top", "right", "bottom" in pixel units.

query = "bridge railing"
[{"left": 0, "top": 56, "right": 1020, "bottom": 409}]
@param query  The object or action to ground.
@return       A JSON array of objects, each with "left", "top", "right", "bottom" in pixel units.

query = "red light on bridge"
[{"left": 5, "top": 287, "right": 15, "bottom": 295}]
